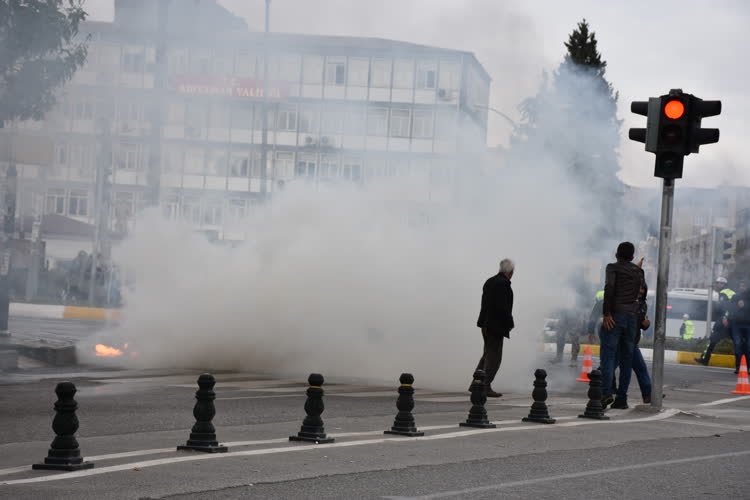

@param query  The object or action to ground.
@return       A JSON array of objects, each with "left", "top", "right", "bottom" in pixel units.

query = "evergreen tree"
[
  {"left": 0, "top": 0, "right": 89, "bottom": 125},
  {"left": 513, "top": 18, "right": 624, "bottom": 245}
]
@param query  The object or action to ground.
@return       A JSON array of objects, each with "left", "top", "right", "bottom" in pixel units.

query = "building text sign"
[{"left": 172, "top": 76, "right": 289, "bottom": 99}]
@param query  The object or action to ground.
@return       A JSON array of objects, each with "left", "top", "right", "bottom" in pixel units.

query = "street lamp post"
[{"left": 259, "top": 0, "right": 271, "bottom": 198}]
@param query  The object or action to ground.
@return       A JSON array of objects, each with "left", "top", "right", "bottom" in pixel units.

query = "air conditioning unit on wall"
[{"left": 437, "top": 88, "right": 453, "bottom": 100}]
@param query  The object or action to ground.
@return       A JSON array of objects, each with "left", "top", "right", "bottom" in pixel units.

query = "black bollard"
[
  {"left": 289, "top": 373, "right": 335, "bottom": 443},
  {"left": 384, "top": 373, "right": 424, "bottom": 437},
  {"left": 522, "top": 368, "right": 556, "bottom": 424},
  {"left": 33, "top": 382, "right": 94, "bottom": 471},
  {"left": 177, "top": 373, "right": 228, "bottom": 453},
  {"left": 459, "top": 369, "right": 496, "bottom": 428},
  {"left": 578, "top": 369, "right": 610, "bottom": 420}
]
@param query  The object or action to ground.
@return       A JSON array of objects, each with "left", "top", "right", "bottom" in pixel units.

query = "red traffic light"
[{"left": 664, "top": 99, "right": 685, "bottom": 119}]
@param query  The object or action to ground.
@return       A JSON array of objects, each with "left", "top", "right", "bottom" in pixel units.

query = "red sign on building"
[{"left": 171, "top": 76, "right": 289, "bottom": 99}]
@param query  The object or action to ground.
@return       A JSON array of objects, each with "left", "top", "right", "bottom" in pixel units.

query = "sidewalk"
[
  {"left": 542, "top": 342, "right": 735, "bottom": 369},
  {"left": 9, "top": 302, "right": 121, "bottom": 321}
]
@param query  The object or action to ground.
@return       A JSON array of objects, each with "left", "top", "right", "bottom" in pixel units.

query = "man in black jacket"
[
  {"left": 473, "top": 258, "right": 515, "bottom": 397},
  {"left": 600, "top": 242, "right": 645, "bottom": 410}
]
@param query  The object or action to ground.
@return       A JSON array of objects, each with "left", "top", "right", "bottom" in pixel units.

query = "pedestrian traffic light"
[
  {"left": 629, "top": 89, "right": 721, "bottom": 180},
  {"left": 723, "top": 229, "right": 736, "bottom": 262}
]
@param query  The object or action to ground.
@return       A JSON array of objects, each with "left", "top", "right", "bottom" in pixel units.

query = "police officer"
[
  {"left": 695, "top": 277, "right": 735, "bottom": 366},
  {"left": 680, "top": 314, "right": 695, "bottom": 340}
]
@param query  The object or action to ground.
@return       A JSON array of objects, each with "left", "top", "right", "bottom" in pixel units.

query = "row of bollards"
[{"left": 31, "top": 366, "right": 610, "bottom": 470}]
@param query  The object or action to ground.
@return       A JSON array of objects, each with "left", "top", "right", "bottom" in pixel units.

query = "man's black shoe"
[
  {"left": 694, "top": 357, "right": 708, "bottom": 366},
  {"left": 611, "top": 399, "right": 629, "bottom": 409},
  {"left": 601, "top": 395, "right": 614, "bottom": 409},
  {"left": 486, "top": 389, "right": 503, "bottom": 397}
]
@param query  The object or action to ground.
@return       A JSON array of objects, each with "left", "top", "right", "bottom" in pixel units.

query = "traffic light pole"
[{"left": 651, "top": 177, "right": 674, "bottom": 410}]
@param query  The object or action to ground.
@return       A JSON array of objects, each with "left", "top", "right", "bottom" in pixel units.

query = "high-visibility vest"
[
  {"left": 720, "top": 288, "right": 735, "bottom": 300},
  {"left": 595, "top": 290, "right": 605, "bottom": 302},
  {"left": 683, "top": 320, "right": 695, "bottom": 339}
]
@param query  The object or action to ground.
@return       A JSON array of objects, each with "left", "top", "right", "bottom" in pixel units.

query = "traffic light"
[
  {"left": 687, "top": 97, "right": 721, "bottom": 153},
  {"left": 722, "top": 229, "right": 736, "bottom": 262},
  {"left": 629, "top": 89, "right": 721, "bottom": 180}
]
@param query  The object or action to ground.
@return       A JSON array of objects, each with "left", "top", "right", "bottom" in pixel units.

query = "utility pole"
[
  {"left": 147, "top": 0, "right": 169, "bottom": 207},
  {"left": 706, "top": 226, "right": 718, "bottom": 338},
  {"left": 259, "top": 0, "right": 271, "bottom": 199},
  {"left": 0, "top": 159, "right": 17, "bottom": 335},
  {"left": 89, "top": 118, "right": 112, "bottom": 306}
]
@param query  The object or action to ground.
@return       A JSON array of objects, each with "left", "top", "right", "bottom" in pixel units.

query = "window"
[
  {"left": 190, "top": 49, "right": 212, "bottom": 75},
  {"left": 390, "top": 109, "right": 411, "bottom": 138},
  {"left": 416, "top": 62, "right": 437, "bottom": 89},
  {"left": 436, "top": 110, "right": 456, "bottom": 138},
  {"left": 279, "top": 54, "right": 301, "bottom": 82},
  {"left": 181, "top": 196, "right": 201, "bottom": 225},
  {"left": 166, "top": 101, "right": 185, "bottom": 125},
  {"left": 371, "top": 59, "right": 391, "bottom": 88},
  {"left": 276, "top": 106, "right": 298, "bottom": 131},
  {"left": 113, "top": 192, "right": 135, "bottom": 223},
  {"left": 365, "top": 158, "right": 387, "bottom": 180},
  {"left": 121, "top": 49, "right": 145, "bottom": 73},
  {"left": 299, "top": 106, "right": 319, "bottom": 134},
  {"left": 229, "top": 151, "right": 250, "bottom": 177},
  {"left": 68, "top": 189, "right": 88, "bottom": 216},
  {"left": 161, "top": 194, "right": 179, "bottom": 220},
  {"left": 228, "top": 199, "right": 248, "bottom": 220},
  {"left": 393, "top": 60, "right": 414, "bottom": 89},
  {"left": 113, "top": 143, "right": 140, "bottom": 170},
  {"left": 346, "top": 107, "right": 366, "bottom": 135},
  {"left": 295, "top": 156, "right": 316, "bottom": 178},
  {"left": 74, "top": 99, "right": 94, "bottom": 120},
  {"left": 303, "top": 55, "right": 323, "bottom": 84},
  {"left": 234, "top": 50, "right": 255, "bottom": 77},
  {"left": 168, "top": 48, "right": 189, "bottom": 75},
  {"left": 69, "top": 145, "right": 94, "bottom": 178},
  {"left": 348, "top": 58, "right": 369, "bottom": 87},
  {"left": 210, "top": 105, "right": 231, "bottom": 129},
  {"left": 203, "top": 201, "right": 223, "bottom": 225},
  {"left": 116, "top": 100, "right": 141, "bottom": 122},
  {"left": 206, "top": 150, "right": 228, "bottom": 176},
  {"left": 439, "top": 61, "right": 460, "bottom": 90},
  {"left": 55, "top": 144, "right": 68, "bottom": 166},
  {"left": 274, "top": 152, "right": 294, "bottom": 179},
  {"left": 213, "top": 54, "right": 231, "bottom": 76},
  {"left": 321, "top": 107, "right": 344, "bottom": 134},
  {"left": 232, "top": 104, "right": 254, "bottom": 130},
  {"left": 185, "top": 102, "right": 208, "bottom": 134},
  {"left": 412, "top": 110, "right": 434, "bottom": 138},
  {"left": 367, "top": 108, "right": 388, "bottom": 136},
  {"left": 162, "top": 145, "right": 183, "bottom": 173},
  {"left": 46, "top": 188, "right": 66, "bottom": 215},
  {"left": 184, "top": 148, "right": 204, "bottom": 174},
  {"left": 342, "top": 159, "right": 362, "bottom": 182},
  {"left": 318, "top": 156, "right": 339, "bottom": 179},
  {"left": 326, "top": 58, "right": 346, "bottom": 86}
]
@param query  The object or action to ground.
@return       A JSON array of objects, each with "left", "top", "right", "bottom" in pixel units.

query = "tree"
[
  {"left": 512, "top": 18, "right": 624, "bottom": 245},
  {"left": 0, "top": 0, "right": 88, "bottom": 125}
]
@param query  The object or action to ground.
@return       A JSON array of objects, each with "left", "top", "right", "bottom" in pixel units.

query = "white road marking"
[
  {"left": 696, "top": 395, "right": 750, "bottom": 406},
  {"left": 383, "top": 447, "right": 750, "bottom": 499},
  {"left": 0, "top": 410, "right": 678, "bottom": 486}
]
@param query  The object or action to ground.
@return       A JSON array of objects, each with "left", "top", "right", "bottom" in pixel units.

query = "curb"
[
  {"left": 542, "top": 343, "right": 735, "bottom": 369},
  {"left": 9, "top": 303, "right": 121, "bottom": 322}
]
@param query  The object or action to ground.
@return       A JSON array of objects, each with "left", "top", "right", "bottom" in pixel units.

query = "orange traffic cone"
[
  {"left": 576, "top": 345, "right": 593, "bottom": 382},
  {"left": 731, "top": 354, "right": 750, "bottom": 395}
]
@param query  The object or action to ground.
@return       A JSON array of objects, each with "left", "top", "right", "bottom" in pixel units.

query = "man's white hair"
[{"left": 499, "top": 258, "right": 515, "bottom": 275}]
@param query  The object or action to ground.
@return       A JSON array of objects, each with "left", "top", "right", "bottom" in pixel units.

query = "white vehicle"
[{"left": 646, "top": 287, "right": 718, "bottom": 338}]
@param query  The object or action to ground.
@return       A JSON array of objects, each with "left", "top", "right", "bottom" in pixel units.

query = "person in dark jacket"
[
  {"left": 472, "top": 258, "right": 515, "bottom": 398},
  {"left": 726, "top": 280, "right": 750, "bottom": 374},
  {"left": 695, "top": 277, "right": 735, "bottom": 366},
  {"left": 600, "top": 242, "right": 645, "bottom": 410}
]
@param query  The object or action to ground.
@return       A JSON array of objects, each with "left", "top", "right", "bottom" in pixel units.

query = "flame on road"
[{"left": 95, "top": 344, "right": 124, "bottom": 357}]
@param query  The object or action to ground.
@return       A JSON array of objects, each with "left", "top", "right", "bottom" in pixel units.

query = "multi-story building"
[{"left": 1, "top": 0, "right": 491, "bottom": 259}]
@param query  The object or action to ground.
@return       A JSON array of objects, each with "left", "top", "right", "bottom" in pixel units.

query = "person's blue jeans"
[
  {"left": 600, "top": 311, "right": 637, "bottom": 401},
  {"left": 732, "top": 325, "right": 750, "bottom": 371},
  {"left": 632, "top": 345, "right": 652, "bottom": 399}
]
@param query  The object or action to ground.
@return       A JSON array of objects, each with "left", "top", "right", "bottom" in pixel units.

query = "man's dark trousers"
[{"left": 475, "top": 327, "right": 506, "bottom": 388}]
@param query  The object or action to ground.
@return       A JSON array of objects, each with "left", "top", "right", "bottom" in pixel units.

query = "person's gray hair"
[{"left": 499, "top": 258, "right": 515, "bottom": 275}]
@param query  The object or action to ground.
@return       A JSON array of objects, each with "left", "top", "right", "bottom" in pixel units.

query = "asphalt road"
[{"left": 0, "top": 353, "right": 748, "bottom": 500}]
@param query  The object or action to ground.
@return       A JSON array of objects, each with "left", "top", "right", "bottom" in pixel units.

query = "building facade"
[{"left": 1, "top": 0, "right": 491, "bottom": 258}]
